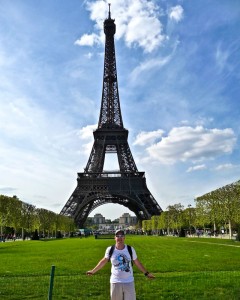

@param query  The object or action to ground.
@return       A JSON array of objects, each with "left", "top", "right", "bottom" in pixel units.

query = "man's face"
[{"left": 115, "top": 233, "right": 125, "bottom": 243}]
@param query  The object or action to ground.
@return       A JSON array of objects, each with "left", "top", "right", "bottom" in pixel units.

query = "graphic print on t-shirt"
[{"left": 113, "top": 254, "right": 130, "bottom": 272}]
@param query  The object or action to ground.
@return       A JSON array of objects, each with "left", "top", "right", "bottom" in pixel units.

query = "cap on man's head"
[{"left": 115, "top": 229, "right": 125, "bottom": 236}]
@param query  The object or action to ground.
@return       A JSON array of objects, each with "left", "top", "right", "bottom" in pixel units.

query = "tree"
[
  {"left": 142, "top": 220, "right": 147, "bottom": 233},
  {"left": 146, "top": 219, "right": 152, "bottom": 234},
  {"left": 195, "top": 180, "right": 240, "bottom": 237},
  {"left": 167, "top": 203, "right": 184, "bottom": 234},
  {"left": 195, "top": 197, "right": 211, "bottom": 229},
  {"left": 6, "top": 196, "right": 22, "bottom": 236},
  {"left": 157, "top": 211, "right": 169, "bottom": 235},
  {"left": 0, "top": 195, "right": 10, "bottom": 236},
  {"left": 151, "top": 216, "right": 159, "bottom": 234},
  {"left": 182, "top": 205, "right": 196, "bottom": 235},
  {"left": 37, "top": 208, "right": 57, "bottom": 237},
  {"left": 21, "top": 202, "right": 36, "bottom": 239},
  {"left": 218, "top": 181, "right": 240, "bottom": 236}
]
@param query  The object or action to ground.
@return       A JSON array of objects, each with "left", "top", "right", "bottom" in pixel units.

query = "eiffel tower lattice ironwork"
[{"left": 60, "top": 7, "right": 162, "bottom": 227}]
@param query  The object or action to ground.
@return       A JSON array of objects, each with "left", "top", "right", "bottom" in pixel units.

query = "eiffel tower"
[{"left": 60, "top": 6, "right": 162, "bottom": 227}]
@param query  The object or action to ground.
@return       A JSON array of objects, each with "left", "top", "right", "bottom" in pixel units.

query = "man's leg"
[
  {"left": 123, "top": 282, "right": 136, "bottom": 300},
  {"left": 110, "top": 283, "right": 124, "bottom": 300}
]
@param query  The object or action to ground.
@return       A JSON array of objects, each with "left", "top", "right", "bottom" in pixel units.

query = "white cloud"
[
  {"left": 75, "top": 124, "right": 96, "bottom": 155},
  {"left": 187, "top": 164, "right": 206, "bottom": 173},
  {"left": 214, "top": 163, "right": 235, "bottom": 171},
  {"left": 124, "top": 13, "right": 164, "bottom": 53},
  {"left": 146, "top": 126, "right": 236, "bottom": 164},
  {"left": 74, "top": 33, "right": 100, "bottom": 47},
  {"left": 77, "top": 124, "right": 97, "bottom": 140},
  {"left": 131, "top": 55, "right": 172, "bottom": 81},
  {"left": 168, "top": 5, "right": 184, "bottom": 22},
  {"left": 133, "top": 129, "right": 164, "bottom": 146}
]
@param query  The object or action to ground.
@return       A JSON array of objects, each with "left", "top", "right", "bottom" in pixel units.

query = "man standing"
[{"left": 86, "top": 229, "right": 155, "bottom": 300}]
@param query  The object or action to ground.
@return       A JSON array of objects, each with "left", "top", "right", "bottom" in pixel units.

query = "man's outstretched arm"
[
  {"left": 133, "top": 258, "right": 155, "bottom": 279},
  {"left": 86, "top": 257, "right": 108, "bottom": 275}
]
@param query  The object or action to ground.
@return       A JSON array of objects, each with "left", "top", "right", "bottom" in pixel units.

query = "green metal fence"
[{"left": 0, "top": 269, "right": 239, "bottom": 299}]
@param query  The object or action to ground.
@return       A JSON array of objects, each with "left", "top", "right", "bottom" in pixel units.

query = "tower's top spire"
[
  {"left": 98, "top": 3, "right": 122, "bottom": 129},
  {"left": 104, "top": 3, "right": 115, "bottom": 35},
  {"left": 108, "top": 3, "right": 111, "bottom": 19}
]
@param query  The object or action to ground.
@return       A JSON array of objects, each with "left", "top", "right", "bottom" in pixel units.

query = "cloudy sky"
[{"left": 0, "top": 0, "right": 240, "bottom": 220}]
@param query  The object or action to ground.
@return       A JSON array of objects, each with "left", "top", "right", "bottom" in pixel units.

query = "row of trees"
[
  {"left": 142, "top": 203, "right": 196, "bottom": 235},
  {"left": 195, "top": 180, "right": 240, "bottom": 237},
  {"left": 0, "top": 195, "right": 75, "bottom": 239},
  {"left": 1, "top": 180, "right": 239, "bottom": 239},
  {"left": 142, "top": 181, "right": 240, "bottom": 237}
]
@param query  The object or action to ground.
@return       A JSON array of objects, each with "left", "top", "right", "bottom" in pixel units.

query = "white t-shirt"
[{"left": 105, "top": 245, "right": 137, "bottom": 283}]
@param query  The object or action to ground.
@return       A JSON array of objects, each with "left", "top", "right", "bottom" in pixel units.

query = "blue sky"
[{"left": 0, "top": 0, "right": 240, "bottom": 220}]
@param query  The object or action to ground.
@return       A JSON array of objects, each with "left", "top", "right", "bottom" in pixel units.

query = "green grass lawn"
[{"left": 0, "top": 235, "right": 240, "bottom": 299}]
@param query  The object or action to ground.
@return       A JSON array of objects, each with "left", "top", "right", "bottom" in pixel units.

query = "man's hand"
[
  {"left": 145, "top": 272, "right": 155, "bottom": 279},
  {"left": 86, "top": 270, "right": 94, "bottom": 276}
]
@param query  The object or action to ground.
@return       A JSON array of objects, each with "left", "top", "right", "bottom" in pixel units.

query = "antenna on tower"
[{"left": 108, "top": 3, "right": 111, "bottom": 19}]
